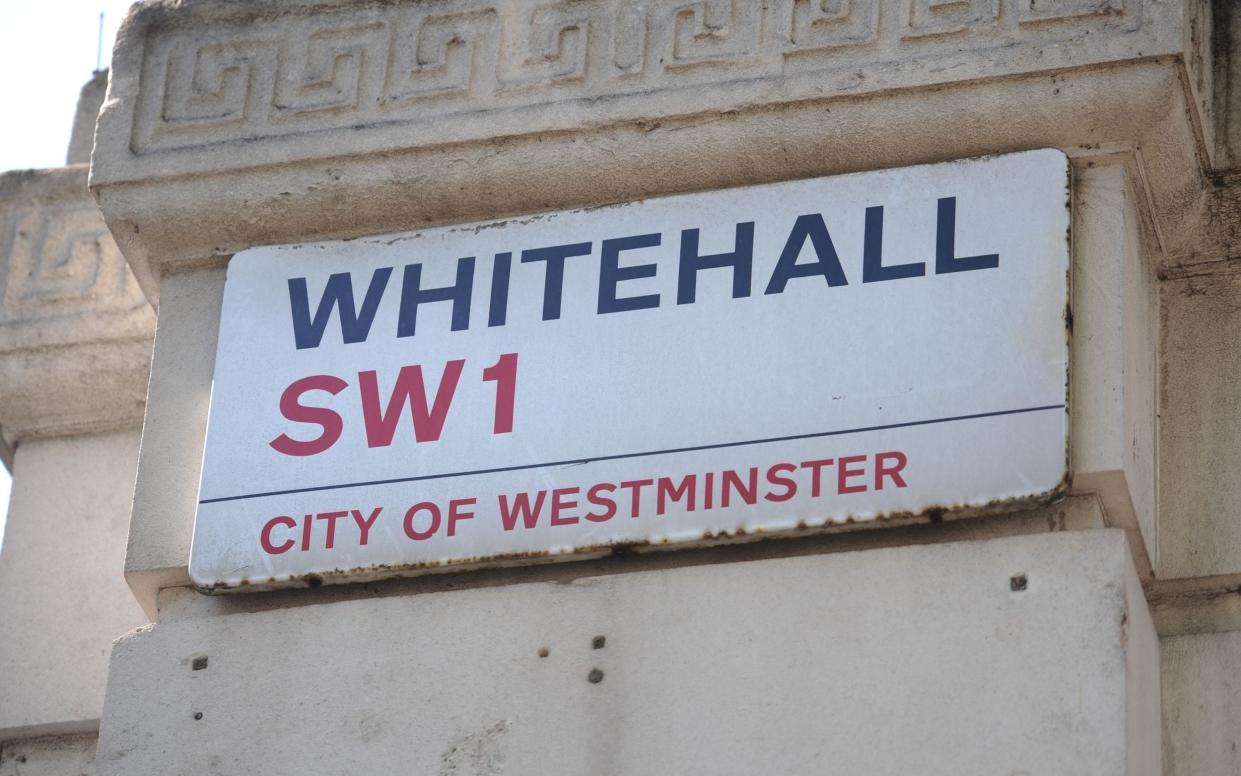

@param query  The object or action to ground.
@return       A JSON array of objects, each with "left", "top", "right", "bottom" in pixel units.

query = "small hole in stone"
[
  {"left": 193, "top": 712, "right": 203, "bottom": 721},
  {"left": 16, "top": 755, "right": 27, "bottom": 763},
  {"left": 1010, "top": 573, "right": 1028, "bottom": 592},
  {"left": 588, "top": 668, "right": 604, "bottom": 684},
  {"left": 192, "top": 656, "right": 208, "bottom": 671},
  {"left": 537, "top": 647, "right": 549, "bottom": 658},
  {"left": 592, "top": 635, "right": 606, "bottom": 650}
]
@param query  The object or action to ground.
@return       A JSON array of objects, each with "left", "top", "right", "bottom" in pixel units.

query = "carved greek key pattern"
[
  {"left": 1019, "top": 0, "right": 1125, "bottom": 24},
  {"left": 903, "top": 0, "right": 999, "bottom": 39},
  {"left": 132, "top": 0, "right": 1141, "bottom": 153},
  {"left": 787, "top": 0, "right": 879, "bottom": 52},
  {"left": 0, "top": 206, "right": 149, "bottom": 327}
]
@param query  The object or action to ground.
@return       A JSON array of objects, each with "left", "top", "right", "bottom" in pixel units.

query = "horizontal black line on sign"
[{"left": 198, "top": 404, "right": 1065, "bottom": 506}]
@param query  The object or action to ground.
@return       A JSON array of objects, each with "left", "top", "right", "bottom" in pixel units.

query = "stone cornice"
[
  {"left": 90, "top": 0, "right": 1215, "bottom": 300},
  {"left": 0, "top": 166, "right": 154, "bottom": 443}
]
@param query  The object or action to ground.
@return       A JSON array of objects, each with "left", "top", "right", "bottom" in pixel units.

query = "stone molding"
[
  {"left": 0, "top": 167, "right": 154, "bottom": 443},
  {"left": 114, "top": 0, "right": 1156, "bottom": 160},
  {"left": 90, "top": 0, "right": 1216, "bottom": 302},
  {"left": 0, "top": 168, "right": 149, "bottom": 351}
]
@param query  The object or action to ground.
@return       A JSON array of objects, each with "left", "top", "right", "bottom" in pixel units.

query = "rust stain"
[{"left": 195, "top": 481, "right": 1071, "bottom": 595}]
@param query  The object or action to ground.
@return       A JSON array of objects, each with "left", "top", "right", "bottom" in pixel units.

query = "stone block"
[
  {"left": 0, "top": 433, "right": 148, "bottom": 738},
  {"left": 97, "top": 530, "right": 1158, "bottom": 776}
]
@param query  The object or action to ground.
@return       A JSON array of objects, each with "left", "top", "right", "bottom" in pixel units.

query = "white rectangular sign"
[{"left": 191, "top": 150, "right": 1069, "bottom": 591}]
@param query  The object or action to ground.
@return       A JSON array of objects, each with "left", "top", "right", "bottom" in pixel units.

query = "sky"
[
  {"left": 0, "top": 0, "right": 132, "bottom": 171},
  {"left": 0, "top": 0, "right": 135, "bottom": 545}
]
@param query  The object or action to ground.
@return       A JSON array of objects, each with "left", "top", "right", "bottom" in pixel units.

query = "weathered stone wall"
[{"left": 0, "top": 0, "right": 1211, "bottom": 773}]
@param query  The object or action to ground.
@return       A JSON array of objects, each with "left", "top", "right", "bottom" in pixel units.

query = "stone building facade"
[{"left": 1, "top": 0, "right": 1240, "bottom": 773}]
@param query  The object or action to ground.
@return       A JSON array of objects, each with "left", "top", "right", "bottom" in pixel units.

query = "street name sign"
[{"left": 190, "top": 149, "right": 1070, "bottom": 591}]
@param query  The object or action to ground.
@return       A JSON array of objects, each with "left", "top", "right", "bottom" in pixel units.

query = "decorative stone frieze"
[
  {"left": 91, "top": 0, "right": 1214, "bottom": 301},
  {"left": 119, "top": 0, "right": 1155, "bottom": 157},
  {"left": 0, "top": 166, "right": 154, "bottom": 443}
]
